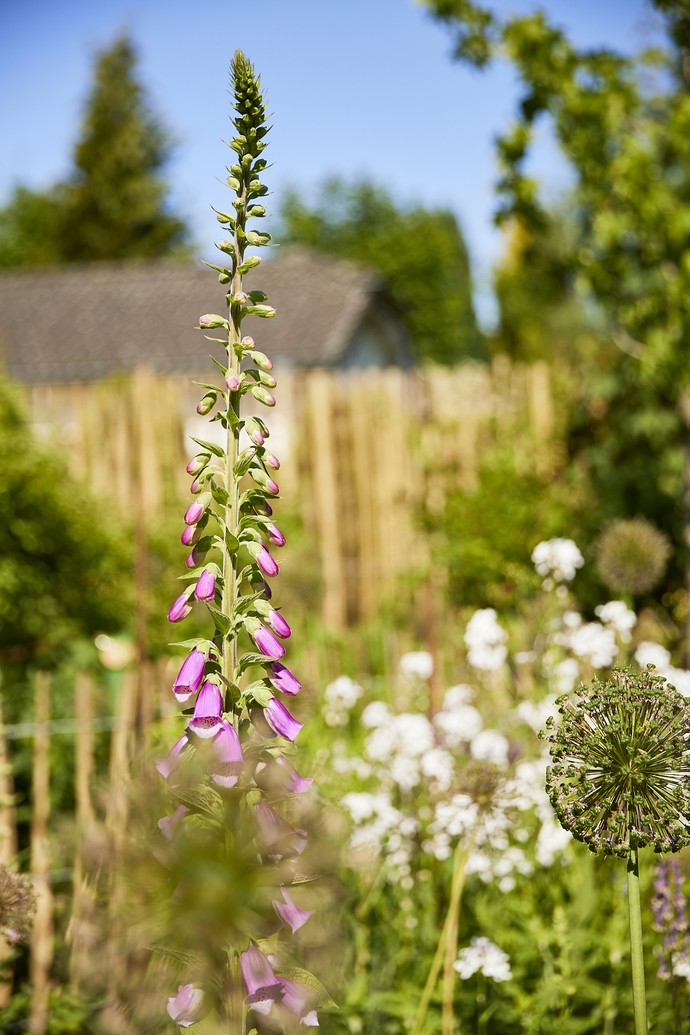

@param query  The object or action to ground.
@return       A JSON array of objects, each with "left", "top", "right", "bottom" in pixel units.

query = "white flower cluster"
[
  {"left": 340, "top": 790, "right": 418, "bottom": 884},
  {"left": 464, "top": 609, "right": 508, "bottom": 672},
  {"left": 634, "top": 641, "right": 690, "bottom": 698},
  {"left": 399, "top": 651, "right": 434, "bottom": 682},
  {"left": 594, "top": 599, "right": 637, "bottom": 642},
  {"left": 549, "top": 609, "right": 618, "bottom": 670},
  {"left": 531, "top": 537, "right": 584, "bottom": 585},
  {"left": 454, "top": 937, "right": 512, "bottom": 982},
  {"left": 323, "top": 675, "right": 363, "bottom": 726}
]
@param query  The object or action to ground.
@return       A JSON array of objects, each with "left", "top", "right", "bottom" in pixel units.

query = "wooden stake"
[{"left": 29, "top": 672, "right": 53, "bottom": 1035}]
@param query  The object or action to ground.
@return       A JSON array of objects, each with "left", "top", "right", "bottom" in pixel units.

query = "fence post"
[{"left": 29, "top": 672, "right": 53, "bottom": 1035}]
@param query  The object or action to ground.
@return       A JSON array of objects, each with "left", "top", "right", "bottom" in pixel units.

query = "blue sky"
[{"left": 0, "top": 0, "right": 660, "bottom": 324}]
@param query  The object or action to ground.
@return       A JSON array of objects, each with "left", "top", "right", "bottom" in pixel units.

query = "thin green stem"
[
  {"left": 627, "top": 848, "right": 648, "bottom": 1035},
  {"left": 414, "top": 837, "right": 472, "bottom": 1035}
]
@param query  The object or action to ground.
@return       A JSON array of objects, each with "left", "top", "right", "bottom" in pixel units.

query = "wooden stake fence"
[{"left": 24, "top": 360, "right": 561, "bottom": 628}]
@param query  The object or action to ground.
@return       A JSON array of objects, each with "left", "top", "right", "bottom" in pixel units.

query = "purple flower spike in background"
[
  {"left": 265, "top": 697, "right": 303, "bottom": 741},
  {"left": 167, "top": 983, "right": 205, "bottom": 1028},
  {"left": 276, "top": 755, "right": 313, "bottom": 793},
  {"left": 254, "top": 624, "right": 286, "bottom": 660},
  {"left": 281, "top": 978, "right": 319, "bottom": 1026},
  {"left": 172, "top": 649, "right": 205, "bottom": 701},
  {"left": 168, "top": 592, "right": 192, "bottom": 623},
  {"left": 269, "top": 662, "right": 301, "bottom": 696},
  {"left": 189, "top": 682, "right": 223, "bottom": 739},
  {"left": 240, "top": 943, "right": 284, "bottom": 1016},
  {"left": 194, "top": 570, "right": 216, "bottom": 602}
]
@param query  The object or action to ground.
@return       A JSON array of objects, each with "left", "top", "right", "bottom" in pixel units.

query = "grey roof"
[{"left": 0, "top": 248, "right": 399, "bottom": 382}]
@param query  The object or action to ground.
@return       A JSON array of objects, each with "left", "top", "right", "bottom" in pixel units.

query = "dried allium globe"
[
  {"left": 543, "top": 669, "right": 690, "bottom": 857},
  {"left": 595, "top": 518, "right": 671, "bottom": 596}
]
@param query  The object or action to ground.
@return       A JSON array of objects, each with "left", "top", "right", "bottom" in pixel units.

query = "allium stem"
[{"left": 627, "top": 848, "right": 648, "bottom": 1035}]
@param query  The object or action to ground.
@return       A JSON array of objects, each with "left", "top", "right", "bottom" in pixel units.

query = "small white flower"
[
  {"left": 465, "top": 609, "right": 508, "bottom": 672},
  {"left": 595, "top": 600, "right": 637, "bottom": 641},
  {"left": 567, "top": 622, "right": 617, "bottom": 668},
  {"left": 324, "top": 676, "right": 363, "bottom": 726},
  {"left": 399, "top": 651, "right": 434, "bottom": 681},
  {"left": 635, "top": 641, "right": 671, "bottom": 671},
  {"left": 531, "top": 538, "right": 584, "bottom": 583},
  {"left": 360, "top": 701, "right": 391, "bottom": 729},
  {"left": 553, "top": 658, "right": 580, "bottom": 694},
  {"left": 443, "top": 684, "right": 474, "bottom": 708},
  {"left": 454, "top": 937, "right": 512, "bottom": 982},
  {"left": 433, "top": 704, "right": 483, "bottom": 747},
  {"left": 420, "top": 747, "right": 454, "bottom": 790},
  {"left": 515, "top": 697, "right": 557, "bottom": 733},
  {"left": 470, "top": 729, "right": 510, "bottom": 767}
]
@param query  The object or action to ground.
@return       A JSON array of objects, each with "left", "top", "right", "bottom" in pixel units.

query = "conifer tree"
[{"left": 57, "top": 34, "right": 187, "bottom": 260}]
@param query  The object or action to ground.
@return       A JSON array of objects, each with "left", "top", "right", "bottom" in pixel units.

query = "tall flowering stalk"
[
  {"left": 543, "top": 668, "right": 690, "bottom": 1035},
  {"left": 158, "top": 52, "right": 327, "bottom": 1032}
]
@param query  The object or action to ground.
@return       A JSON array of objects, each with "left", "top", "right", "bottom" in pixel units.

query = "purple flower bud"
[
  {"left": 185, "top": 550, "right": 197, "bottom": 569},
  {"left": 184, "top": 501, "right": 204, "bottom": 525},
  {"left": 167, "top": 983, "right": 205, "bottom": 1028},
  {"left": 181, "top": 524, "right": 199, "bottom": 546},
  {"left": 242, "top": 336, "right": 255, "bottom": 349},
  {"left": 155, "top": 734, "right": 189, "bottom": 781},
  {"left": 251, "top": 385, "right": 276, "bottom": 407},
  {"left": 197, "top": 392, "right": 216, "bottom": 416},
  {"left": 240, "top": 943, "right": 284, "bottom": 1015},
  {"left": 172, "top": 650, "right": 205, "bottom": 702},
  {"left": 250, "top": 350, "right": 273, "bottom": 371},
  {"left": 256, "top": 546, "right": 279, "bottom": 578},
  {"left": 253, "top": 625, "right": 285, "bottom": 660},
  {"left": 250, "top": 428, "right": 264, "bottom": 446},
  {"left": 265, "top": 452, "right": 280, "bottom": 470},
  {"left": 274, "top": 888, "right": 313, "bottom": 933},
  {"left": 267, "top": 609, "right": 291, "bottom": 639},
  {"left": 189, "top": 478, "right": 202, "bottom": 495},
  {"left": 210, "top": 721, "right": 244, "bottom": 787},
  {"left": 269, "top": 662, "right": 301, "bottom": 696},
  {"left": 168, "top": 592, "right": 193, "bottom": 623},
  {"left": 226, "top": 373, "right": 241, "bottom": 391},
  {"left": 250, "top": 468, "right": 280, "bottom": 495},
  {"left": 265, "top": 697, "right": 302, "bottom": 740},
  {"left": 266, "top": 522, "right": 285, "bottom": 547},
  {"left": 231, "top": 290, "right": 248, "bottom": 305},
  {"left": 186, "top": 453, "right": 210, "bottom": 476},
  {"left": 189, "top": 682, "right": 223, "bottom": 739},
  {"left": 194, "top": 570, "right": 216, "bottom": 602},
  {"left": 157, "top": 804, "right": 188, "bottom": 840},
  {"left": 199, "top": 313, "right": 228, "bottom": 329}
]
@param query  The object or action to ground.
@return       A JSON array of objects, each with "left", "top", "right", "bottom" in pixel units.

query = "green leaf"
[
  {"left": 210, "top": 482, "right": 229, "bottom": 506},
  {"left": 206, "top": 603, "right": 231, "bottom": 636},
  {"left": 277, "top": 968, "right": 338, "bottom": 1009},
  {"left": 191, "top": 436, "right": 226, "bottom": 459}
]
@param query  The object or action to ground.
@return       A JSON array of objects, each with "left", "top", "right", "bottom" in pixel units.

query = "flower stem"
[
  {"left": 627, "top": 848, "right": 648, "bottom": 1035},
  {"left": 414, "top": 839, "right": 471, "bottom": 1035}
]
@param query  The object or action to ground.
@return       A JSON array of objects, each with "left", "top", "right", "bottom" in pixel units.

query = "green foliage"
[
  {"left": 0, "top": 187, "right": 64, "bottom": 269},
  {"left": 0, "top": 984, "right": 98, "bottom": 1034},
  {"left": 422, "top": 0, "right": 690, "bottom": 392},
  {"left": 0, "top": 377, "right": 132, "bottom": 660},
  {"left": 0, "top": 34, "right": 188, "bottom": 267},
  {"left": 278, "top": 178, "right": 486, "bottom": 364}
]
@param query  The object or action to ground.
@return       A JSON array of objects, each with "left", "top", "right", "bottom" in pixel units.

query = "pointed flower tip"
[
  {"left": 168, "top": 592, "right": 193, "bottom": 623},
  {"left": 270, "top": 662, "right": 301, "bottom": 696},
  {"left": 254, "top": 624, "right": 286, "bottom": 660},
  {"left": 256, "top": 545, "right": 279, "bottom": 578}
]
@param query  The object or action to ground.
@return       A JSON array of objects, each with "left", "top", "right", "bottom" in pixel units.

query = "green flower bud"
[{"left": 250, "top": 350, "right": 272, "bottom": 371}]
